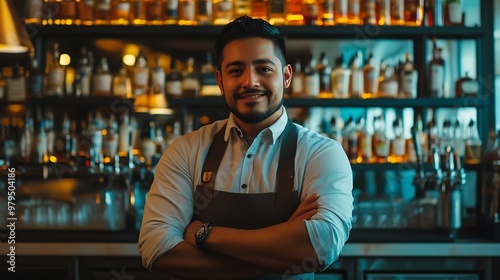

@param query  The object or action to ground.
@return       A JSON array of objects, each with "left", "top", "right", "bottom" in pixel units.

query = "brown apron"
[{"left": 193, "top": 120, "right": 314, "bottom": 279}]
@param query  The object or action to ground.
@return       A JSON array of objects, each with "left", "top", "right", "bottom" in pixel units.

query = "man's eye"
[
  {"left": 228, "top": 69, "right": 242, "bottom": 74},
  {"left": 259, "top": 67, "right": 272, "bottom": 73}
]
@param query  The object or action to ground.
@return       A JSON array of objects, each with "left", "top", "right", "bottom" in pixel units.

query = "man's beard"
[{"left": 226, "top": 89, "right": 284, "bottom": 124}]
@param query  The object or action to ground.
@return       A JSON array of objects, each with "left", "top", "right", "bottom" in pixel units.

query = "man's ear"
[
  {"left": 284, "top": 64, "right": 293, "bottom": 89},
  {"left": 216, "top": 70, "right": 224, "bottom": 95}
]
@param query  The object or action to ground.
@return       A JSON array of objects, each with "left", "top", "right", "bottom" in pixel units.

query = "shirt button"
[
  {"left": 246, "top": 154, "right": 252, "bottom": 158},
  {"left": 241, "top": 184, "right": 247, "bottom": 189}
]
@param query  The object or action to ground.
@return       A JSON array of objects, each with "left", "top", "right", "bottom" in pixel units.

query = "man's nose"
[{"left": 242, "top": 69, "right": 260, "bottom": 89}]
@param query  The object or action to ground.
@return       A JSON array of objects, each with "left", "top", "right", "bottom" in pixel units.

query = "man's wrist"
[{"left": 195, "top": 223, "right": 213, "bottom": 249}]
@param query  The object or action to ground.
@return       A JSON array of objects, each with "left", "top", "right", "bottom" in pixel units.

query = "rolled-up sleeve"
[
  {"left": 137, "top": 137, "right": 195, "bottom": 270},
  {"left": 299, "top": 137, "right": 353, "bottom": 269}
]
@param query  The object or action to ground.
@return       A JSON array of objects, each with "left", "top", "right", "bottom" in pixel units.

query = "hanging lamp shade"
[{"left": 0, "top": 0, "right": 33, "bottom": 54}]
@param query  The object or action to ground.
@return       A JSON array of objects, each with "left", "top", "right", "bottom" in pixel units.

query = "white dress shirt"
[{"left": 138, "top": 108, "right": 353, "bottom": 271}]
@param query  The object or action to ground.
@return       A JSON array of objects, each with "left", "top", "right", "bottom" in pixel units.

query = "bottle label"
[
  {"left": 304, "top": 74, "right": 320, "bottom": 97},
  {"left": 392, "top": 137, "right": 406, "bottom": 156},
  {"left": 336, "top": 0, "right": 348, "bottom": 15},
  {"left": 402, "top": 71, "right": 417, "bottom": 98},
  {"left": 361, "top": 135, "right": 372, "bottom": 159},
  {"left": 166, "top": 80, "right": 182, "bottom": 96},
  {"left": 167, "top": 0, "right": 179, "bottom": 10},
  {"left": 179, "top": 1, "right": 195, "bottom": 20},
  {"left": 93, "top": 74, "right": 112, "bottom": 95},
  {"left": 430, "top": 64, "right": 444, "bottom": 97}
]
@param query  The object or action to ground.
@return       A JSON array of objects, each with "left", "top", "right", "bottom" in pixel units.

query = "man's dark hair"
[{"left": 213, "top": 16, "right": 287, "bottom": 70}]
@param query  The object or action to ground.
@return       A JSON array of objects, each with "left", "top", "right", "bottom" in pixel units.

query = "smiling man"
[{"left": 138, "top": 16, "right": 353, "bottom": 280}]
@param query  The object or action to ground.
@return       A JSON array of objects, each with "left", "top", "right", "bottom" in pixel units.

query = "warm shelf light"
[{"left": 0, "top": 0, "right": 33, "bottom": 54}]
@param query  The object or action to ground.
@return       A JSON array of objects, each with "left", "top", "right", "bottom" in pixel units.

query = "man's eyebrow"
[{"left": 224, "top": 59, "right": 277, "bottom": 70}]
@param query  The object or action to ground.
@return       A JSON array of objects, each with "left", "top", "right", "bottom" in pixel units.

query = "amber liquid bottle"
[
  {"left": 286, "top": 0, "right": 305, "bottom": 25},
  {"left": 145, "top": 0, "right": 166, "bottom": 24}
]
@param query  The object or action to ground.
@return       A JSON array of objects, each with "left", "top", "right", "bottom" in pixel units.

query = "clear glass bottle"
[
  {"left": 75, "top": 47, "right": 93, "bottom": 97},
  {"left": 349, "top": 51, "right": 364, "bottom": 98},
  {"left": 330, "top": 56, "right": 351, "bottom": 99},
  {"left": 357, "top": 116, "right": 373, "bottom": 163},
  {"left": 428, "top": 40, "right": 445, "bottom": 98},
  {"left": 378, "top": 0, "right": 391, "bottom": 25},
  {"left": 347, "top": 0, "right": 361, "bottom": 25},
  {"left": 362, "top": 52, "right": 378, "bottom": 99},
  {"left": 165, "top": 58, "right": 182, "bottom": 97},
  {"left": 178, "top": 0, "right": 196, "bottom": 25},
  {"left": 213, "top": 0, "right": 234, "bottom": 25},
  {"left": 290, "top": 60, "right": 304, "bottom": 97},
  {"left": 45, "top": 42, "right": 65, "bottom": 96},
  {"left": 444, "top": 0, "right": 462, "bottom": 26},
  {"left": 401, "top": 52, "right": 418, "bottom": 98},
  {"left": 200, "top": 52, "right": 220, "bottom": 96},
  {"left": 112, "top": 62, "right": 133, "bottom": 98},
  {"left": 132, "top": 49, "right": 149, "bottom": 96},
  {"left": 378, "top": 63, "right": 398, "bottom": 98},
  {"left": 139, "top": 121, "right": 157, "bottom": 165},
  {"left": 103, "top": 115, "right": 119, "bottom": 159},
  {"left": 317, "top": 52, "right": 332, "bottom": 98},
  {"left": 92, "top": 57, "right": 113, "bottom": 96},
  {"left": 389, "top": 117, "right": 406, "bottom": 163}
]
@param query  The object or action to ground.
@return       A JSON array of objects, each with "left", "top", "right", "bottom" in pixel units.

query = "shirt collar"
[{"left": 224, "top": 106, "right": 289, "bottom": 144}]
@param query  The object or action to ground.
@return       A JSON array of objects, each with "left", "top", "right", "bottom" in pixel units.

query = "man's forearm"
[
  {"left": 203, "top": 219, "right": 319, "bottom": 274},
  {"left": 152, "top": 241, "right": 264, "bottom": 280}
]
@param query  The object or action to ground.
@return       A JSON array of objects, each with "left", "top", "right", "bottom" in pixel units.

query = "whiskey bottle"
[
  {"left": 360, "top": 0, "right": 376, "bottom": 25},
  {"left": 286, "top": 0, "right": 305, "bottom": 25},
  {"left": 344, "top": 116, "right": 358, "bottom": 163},
  {"left": 317, "top": 52, "right": 332, "bottom": 98},
  {"left": 6, "top": 64, "right": 28, "bottom": 103},
  {"left": 181, "top": 57, "right": 200, "bottom": 97},
  {"left": 94, "top": 0, "right": 112, "bottom": 24},
  {"left": 378, "top": 0, "right": 391, "bottom": 25},
  {"left": 330, "top": 56, "right": 351, "bottom": 98},
  {"left": 464, "top": 119, "right": 482, "bottom": 165},
  {"left": 291, "top": 60, "right": 304, "bottom": 97},
  {"left": 111, "top": 0, "right": 132, "bottom": 25},
  {"left": 213, "top": 0, "right": 234, "bottom": 25},
  {"left": 103, "top": 115, "right": 119, "bottom": 160},
  {"left": 42, "top": 0, "right": 57, "bottom": 25},
  {"left": 178, "top": 0, "right": 196, "bottom": 25},
  {"left": 252, "top": 0, "right": 269, "bottom": 21},
  {"left": 165, "top": 58, "right": 182, "bottom": 97},
  {"left": 118, "top": 113, "right": 132, "bottom": 155},
  {"left": 357, "top": 116, "right": 373, "bottom": 163},
  {"left": 196, "top": 0, "right": 213, "bottom": 25},
  {"left": 45, "top": 42, "right": 65, "bottom": 96},
  {"left": 78, "top": 0, "right": 95, "bottom": 25},
  {"left": 200, "top": 52, "right": 220, "bottom": 96},
  {"left": 401, "top": 52, "right": 418, "bottom": 98},
  {"left": 349, "top": 51, "right": 363, "bottom": 98},
  {"left": 150, "top": 56, "right": 166, "bottom": 96},
  {"left": 428, "top": 40, "right": 445, "bottom": 98},
  {"left": 347, "top": 0, "right": 361, "bottom": 25},
  {"left": 334, "top": 0, "right": 348, "bottom": 24},
  {"left": 389, "top": 117, "right": 406, "bottom": 163},
  {"left": 92, "top": 57, "right": 113, "bottom": 96},
  {"left": 303, "top": 54, "right": 320, "bottom": 98},
  {"left": 378, "top": 63, "right": 398, "bottom": 98},
  {"left": 24, "top": 0, "right": 44, "bottom": 24},
  {"left": 390, "top": 0, "right": 405, "bottom": 25},
  {"left": 132, "top": 49, "right": 149, "bottom": 96},
  {"left": 362, "top": 52, "right": 378, "bottom": 99},
  {"left": 269, "top": 0, "right": 286, "bottom": 25},
  {"left": 36, "top": 119, "right": 49, "bottom": 164},
  {"left": 234, "top": 0, "right": 251, "bottom": 18},
  {"left": 320, "top": 0, "right": 334, "bottom": 26},
  {"left": 372, "top": 114, "right": 389, "bottom": 163},
  {"left": 144, "top": 0, "right": 165, "bottom": 24},
  {"left": 20, "top": 114, "right": 35, "bottom": 163},
  {"left": 112, "top": 62, "right": 133, "bottom": 98},
  {"left": 165, "top": 0, "right": 178, "bottom": 24},
  {"left": 404, "top": 0, "right": 424, "bottom": 26},
  {"left": 56, "top": 0, "right": 77, "bottom": 25},
  {"left": 139, "top": 121, "right": 157, "bottom": 165},
  {"left": 53, "top": 113, "right": 72, "bottom": 164},
  {"left": 302, "top": 0, "right": 320, "bottom": 25},
  {"left": 130, "top": 0, "right": 147, "bottom": 25}
]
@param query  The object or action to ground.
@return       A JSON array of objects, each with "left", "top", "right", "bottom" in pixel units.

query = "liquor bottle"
[
  {"left": 360, "top": 0, "right": 376, "bottom": 25},
  {"left": 302, "top": 0, "right": 320, "bottom": 25},
  {"left": 56, "top": 0, "right": 77, "bottom": 25},
  {"left": 103, "top": 115, "right": 119, "bottom": 159},
  {"left": 320, "top": 0, "right": 334, "bottom": 26},
  {"left": 111, "top": 0, "right": 132, "bottom": 25},
  {"left": 401, "top": 52, "right": 418, "bottom": 98},
  {"left": 357, "top": 116, "right": 373, "bottom": 163},
  {"left": 45, "top": 110, "right": 56, "bottom": 160},
  {"left": 132, "top": 49, "right": 149, "bottom": 96},
  {"left": 455, "top": 72, "right": 478, "bottom": 97},
  {"left": 334, "top": 0, "right": 348, "bottom": 24},
  {"left": 196, "top": 0, "right": 213, "bottom": 25},
  {"left": 428, "top": 0, "right": 444, "bottom": 26},
  {"left": 344, "top": 116, "right": 358, "bottom": 163},
  {"left": 428, "top": 39, "right": 445, "bottom": 98},
  {"left": 53, "top": 113, "right": 72, "bottom": 163},
  {"left": 213, "top": 0, "right": 234, "bottom": 25},
  {"left": 112, "top": 62, "right": 133, "bottom": 98},
  {"left": 106, "top": 155, "right": 129, "bottom": 230},
  {"left": 347, "top": 0, "right": 361, "bottom": 25},
  {"left": 404, "top": 0, "right": 423, "bottom": 26},
  {"left": 439, "top": 119, "right": 454, "bottom": 155},
  {"left": 390, "top": 0, "right": 405, "bottom": 25},
  {"left": 200, "top": 52, "right": 220, "bottom": 96},
  {"left": 234, "top": 0, "right": 252, "bottom": 18},
  {"left": 92, "top": 57, "right": 113, "bottom": 96},
  {"left": 330, "top": 56, "right": 351, "bottom": 98},
  {"left": 269, "top": 0, "right": 286, "bottom": 25},
  {"left": 464, "top": 119, "right": 482, "bottom": 164},
  {"left": 139, "top": 121, "right": 157, "bottom": 165},
  {"left": 145, "top": 0, "right": 166, "bottom": 24},
  {"left": 389, "top": 117, "right": 406, "bottom": 163},
  {"left": 75, "top": 47, "right": 93, "bottom": 97},
  {"left": 413, "top": 113, "right": 428, "bottom": 163},
  {"left": 0, "top": 71, "right": 5, "bottom": 102},
  {"left": 444, "top": 0, "right": 462, "bottom": 26},
  {"left": 252, "top": 0, "right": 269, "bottom": 21},
  {"left": 349, "top": 51, "right": 363, "bottom": 98},
  {"left": 20, "top": 114, "right": 35, "bottom": 163},
  {"left": 45, "top": 42, "right": 65, "bottom": 96},
  {"left": 362, "top": 52, "right": 378, "bottom": 99},
  {"left": 372, "top": 114, "right": 389, "bottom": 163},
  {"left": 178, "top": 0, "right": 196, "bottom": 25},
  {"left": 303, "top": 54, "right": 320, "bottom": 98},
  {"left": 452, "top": 119, "right": 465, "bottom": 164},
  {"left": 182, "top": 57, "right": 200, "bottom": 97},
  {"left": 165, "top": 0, "right": 178, "bottom": 24},
  {"left": 378, "top": 63, "right": 398, "bottom": 98},
  {"left": 78, "top": 0, "right": 95, "bottom": 25},
  {"left": 317, "top": 52, "right": 332, "bottom": 98},
  {"left": 118, "top": 113, "right": 132, "bottom": 155},
  {"left": 94, "top": 0, "right": 112, "bottom": 24},
  {"left": 378, "top": 0, "right": 391, "bottom": 25},
  {"left": 130, "top": 0, "right": 146, "bottom": 25},
  {"left": 286, "top": 0, "right": 304, "bottom": 25},
  {"left": 329, "top": 116, "right": 343, "bottom": 144},
  {"left": 6, "top": 64, "right": 28, "bottom": 103},
  {"left": 88, "top": 112, "right": 104, "bottom": 168},
  {"left": 291, "top": 60, "right": 304, "bottom": 97},
  {"left": 42, "top": 0, "right": 57, "bottom": 25},
  {"left": 150, "top": 56, "right": 166, "bottom": 96},
  {"left": 24, "top": 0, "right": 44, "bottom": 24},
  {"left": 165, "top": 58, "right": 182, "bottom": 97},
  {"left": 28, "top": 57, "right": 44, "bottom": 98},
  {"left": 36, "top": 119, "right": 48, "bottom": 164}
]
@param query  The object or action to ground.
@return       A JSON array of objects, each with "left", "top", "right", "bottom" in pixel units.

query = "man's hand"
[{"left": 288, "top": 193, "right": 319, "bottom": 221}]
